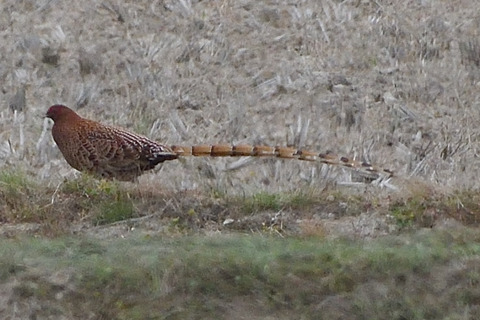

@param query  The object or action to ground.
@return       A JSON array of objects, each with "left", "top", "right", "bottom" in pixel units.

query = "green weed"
[{"left": 93, "top": 198, "right": 135, "bottom": 225}]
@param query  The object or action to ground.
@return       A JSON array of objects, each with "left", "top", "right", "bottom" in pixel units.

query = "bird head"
[{"left": 46, "top": 105, "right": 79, "bottom": 122}]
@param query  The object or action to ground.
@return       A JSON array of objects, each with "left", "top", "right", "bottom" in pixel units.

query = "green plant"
[
  {"left": 242, "top": 192, "right": 283, "bottom": 213},
  {"left": 93, "top": 198, "right": 135, "bottom": 225}
]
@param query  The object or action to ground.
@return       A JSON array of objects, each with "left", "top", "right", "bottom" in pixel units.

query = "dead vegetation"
[
  {"left": 0, "top": 0, "right": 480, "bottom": 318},
  {"left": 1, "top": 0, "right": 480, "bottom": 191}
]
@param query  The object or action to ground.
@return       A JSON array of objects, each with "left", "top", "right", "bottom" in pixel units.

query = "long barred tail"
[{"left": 170, "top": 144, "right": 393, "bottom": 178}]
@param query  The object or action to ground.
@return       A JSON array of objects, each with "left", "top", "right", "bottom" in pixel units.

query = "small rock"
[{"left": 223, "top": 218, "right": 235, "bottom": 226}]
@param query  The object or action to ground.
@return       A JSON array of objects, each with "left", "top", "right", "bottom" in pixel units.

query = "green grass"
[
  {"left": 2, "top": 169, "right": 480, "bottom": 236},
  {"left": 62, "top": 175, "right": 136, "bottom": 225},
  {"left": 93, "top": 199, "right": 135, "bottom": 225},
  {"left": 0, "top": 169, "right": 48, "bottom": 222},
  {"left": 2, "top": 229, "right": 480, "bottom": 319},
  {"left": 388, "top": 188, "right": 480, "bottom": 229},
  {"left": 390, "top": 197, "right": 424, "bottom": 228},
  {"left": 61, "top": 174, "right": 123, "bottom": 198},
  {"left": 233, "top": 189, "right": 360, "bottom": 214},
  {"left": 240, "top": 192, "right": 283, "bottom": 213}
]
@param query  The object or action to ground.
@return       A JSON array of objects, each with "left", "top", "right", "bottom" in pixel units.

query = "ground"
[{"left": 0, "top": 0, "right": 480, "bottom": 319}]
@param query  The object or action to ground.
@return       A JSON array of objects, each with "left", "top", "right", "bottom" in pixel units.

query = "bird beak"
[{"left": 39, "top": 111, "right": 49, "bottom": 120}]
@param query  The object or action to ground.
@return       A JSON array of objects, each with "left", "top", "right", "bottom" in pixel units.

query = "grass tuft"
[
  {"left": 94, "top": 198, "right": 135, "bottom": 225},
  {"left": 241, "top": 192, "right": 283, "bottom": 213},
  {"left": 61, "top": 175, "right": 136, "bottom": 225},
  {"left": 0, "top": 169, "right": 48, "bottom": 222}
]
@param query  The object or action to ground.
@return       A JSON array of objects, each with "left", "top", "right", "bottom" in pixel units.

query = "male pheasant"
[
  {"left": 46, "top": 105, "right": 392, "bottom": 181},
  {"left": 46, "top": 105, "right": 178, "bottom": 181}
]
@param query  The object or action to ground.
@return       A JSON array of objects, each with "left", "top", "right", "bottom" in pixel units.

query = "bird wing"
[
  {"left": 87, "top": 128, "right": 141, "bottom": 166},
  {"left": 85, "top": 126, "right": 177, "bottom": 178}
]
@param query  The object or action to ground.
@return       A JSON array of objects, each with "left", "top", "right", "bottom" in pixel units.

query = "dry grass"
[
  {"left": 1, "top": 0, "right": 480, "bottom": 191},
  {"left": 1, "top": 0, "right": 480, "bottom": 318}
]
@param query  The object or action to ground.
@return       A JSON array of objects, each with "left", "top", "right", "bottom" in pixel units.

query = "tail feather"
[{"left": 170, "top": 144, "right": 393, "bottom": 178}]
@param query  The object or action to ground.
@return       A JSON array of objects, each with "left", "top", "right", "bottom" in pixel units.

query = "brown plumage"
[
  {"left": 46, "top": 105, "right": 178, "bottom": 181},
  {"left": 46, "top": 105, "right": 393, "bottom": 181}
]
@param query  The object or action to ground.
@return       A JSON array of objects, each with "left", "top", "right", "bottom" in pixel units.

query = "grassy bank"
[
  {"left": 1, "top": 0, "right": 480, "bottom": 318},
  {"left": 1, "top": 229, "right": 479, "bottom": 319},
  {"left": 1, "top": 170, "right": 479, "bottom": 237}
]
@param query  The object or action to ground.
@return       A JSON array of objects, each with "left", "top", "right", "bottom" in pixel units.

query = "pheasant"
[{"left": 46, "top": 105, "right": 393, "bottom": 181}]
